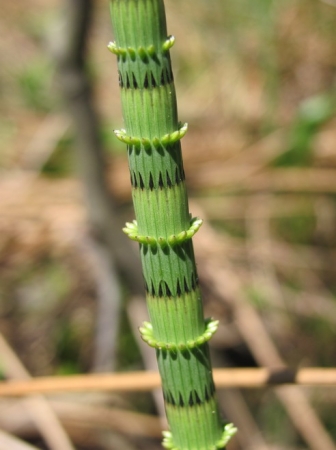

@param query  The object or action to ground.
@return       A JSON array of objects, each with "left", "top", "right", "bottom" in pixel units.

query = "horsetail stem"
[{"left": 109, "top": 1, "right": 237, "bottom": 448}]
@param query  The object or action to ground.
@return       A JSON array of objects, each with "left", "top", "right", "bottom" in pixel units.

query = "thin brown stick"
[{"left": 0, "top": 368, "right": 335, "bottom": 397}]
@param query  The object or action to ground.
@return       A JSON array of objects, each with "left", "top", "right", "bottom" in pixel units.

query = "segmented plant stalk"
[{"left": 109, "top": 1, "right": 236, "bottom": 448}]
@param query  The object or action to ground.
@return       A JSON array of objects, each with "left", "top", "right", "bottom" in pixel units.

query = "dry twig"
[{"left": 0, "top": 368, "right": 335, "bottom": 397}]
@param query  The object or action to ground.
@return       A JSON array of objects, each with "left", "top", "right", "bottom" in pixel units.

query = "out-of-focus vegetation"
[{"left": 1, "top": 0, "right": 336, "bottom": 449}]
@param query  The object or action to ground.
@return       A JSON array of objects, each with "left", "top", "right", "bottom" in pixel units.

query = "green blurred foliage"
[
  {"left": 259, "top": 393, "right": 296, "bottom": 445},
  {"left": 54, "top": 319, "right": 83, "bottom": 375},
  {"left": 100, "top": 122, "right": 125, "bottom": 154},
  {"left": 17, "top": 59, "right": 55, "bottom": 112},
  {"left": 42, "top": 134, "right": 75, "bottom": 176},
  {"left": 272, "top": 215, "right": 317, "bottom": 244},
  {"left": 116, "top": 303, "right": 142, "bottom": 371},
  {"left": 274, "top": 93, "right": 335, "bottom": 166},
  {"left": 245, "top": 285, "right": 270, "bottom": 311}
]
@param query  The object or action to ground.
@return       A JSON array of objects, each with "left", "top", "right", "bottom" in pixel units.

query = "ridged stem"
[{"left": 109, "top": 1, "right": 236, "bottom": 448}]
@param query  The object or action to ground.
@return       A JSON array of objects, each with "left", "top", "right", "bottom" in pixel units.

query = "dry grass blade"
[
  {"left": 0, "top": 430, "right": 40, "bottom": 450},
  {"left": 190, "top": 202, "right": 335, "bottom": 450},
  {"left": 0, "top": 333, "right": 75, "bottom": 450},
  {"left": 319, "top": 0, "right": 336, "bottom": 6},
  {"left": 203, "top": 264, "right": 336, "bottom": 450},
  {"left": 0, "top": 399, "right": 158, "bottom": 448},
  {"left": 49, "top": 399, "right": 162, "bottom": 438},
  {"left": 218, "top": 389, "right": 269, "bottom": 450}
]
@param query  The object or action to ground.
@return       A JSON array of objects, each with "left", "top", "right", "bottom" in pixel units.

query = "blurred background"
[{"left": 1, "top": 0, "right": 336, "bottom": 449}]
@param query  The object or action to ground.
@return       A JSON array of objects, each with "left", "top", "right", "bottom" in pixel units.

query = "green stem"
[{"left": 109, "top": 1, "right": 236, "bottom": 448}]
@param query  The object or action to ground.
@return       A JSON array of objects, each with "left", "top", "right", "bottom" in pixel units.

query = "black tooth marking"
[
  {"left": 166, "top": 390, "right": 175, "bottom": 405},
  {"left": 164, "top": 281, "right": 171, "bottom": 297},
  {"left": 204, "top": 385, "right": 210, "bottom": 402},
  {"left": 165, "top": 283, "right": 172, "bottom": 297},
  {"left": 151, "top": 72, "right": 156, "bottom": 88},
  {"left": 160, "top": 69, "right": 165, "bottom": 86},
  {"left": 132, "top": 73, "right": 138, "bottom": 89},
  {"left": 139, "top": 173, "right": 145, "bottom": 190},
  {"left": 118, "top": 71, "right": 123, "bottom": 87},
  {"left": 191, "top": 273, "right": 197, "bottom": 289},
  {"left": 175, "top": 167, "right": 180, "bottom": 184},
  {"left": 156, "top": 281, "right": 172, "bottom": 298},
  {"left": 143, "top": 72, "right": 158, "bottom": 89},
  {"left": 210, "top": 379, "right": 215, "bottom": 396},
  {"left": 176, "top": 280, "right": 182, "bottom": 297},
  {"left": 125, "top": 73, "right": 130, "bottom": 89},
  {"left": 150, "top": 280, "right": 155, "bottom": 296},
  {"left": 133, "top": 171, "right": 138, "bottom": 188},
  {"left": 162, "top": 67, "right": 173, "bottom": 85},
  {"left": 158, "top": 172, "right": 164, "bottom": 189},
  {"left": 184, "top": 276, "right": 189, "bottom": 293},
  {"left": 166, "top": 68, "right": 170, "bottom": 83},
  {"left": 194, "top": 389, "right": 202, "bottom": 405},
  {"left": 170, "top": 68, "right": 174, "bottom": 82},
  {"left": 178, "top": 392, "right": 184, "bottom": 407},
  {"left": 187, "top": 389, "right": 202, "bottom": 407},
  {"left": 149, "top": 173, "right": 154, "bottom": 190},
  {"left": 166, "top": 171, "right": 172, "bottom": 188}
]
